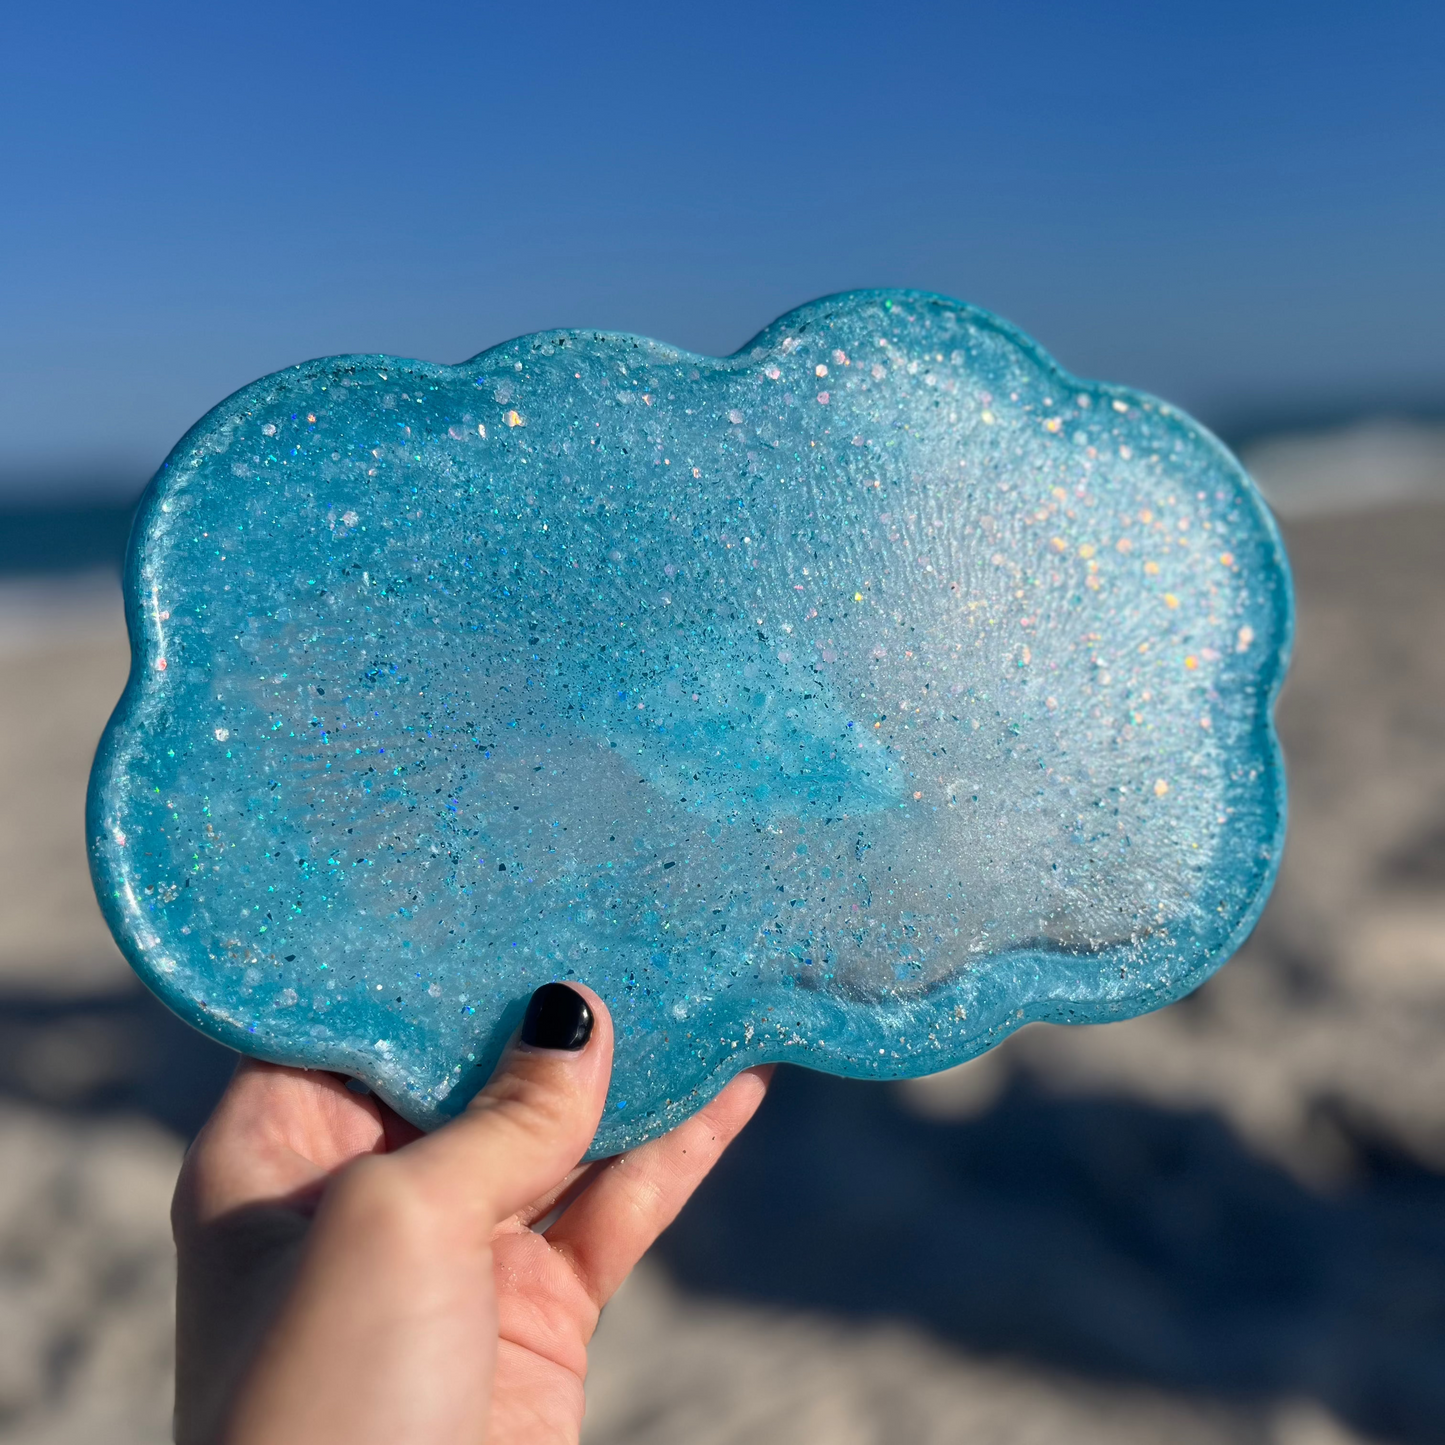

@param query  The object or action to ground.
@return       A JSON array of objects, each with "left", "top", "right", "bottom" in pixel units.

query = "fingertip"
[
  {"left": 711, "top": 1064, "right": 773, "bottom": 1122},
  {"left": 409, "top": 982, "right": 616, "bottom": 1223},
  {"left": 518, "top": 981, "right": 601, "bottom": 1053},
  {"left": 554, "top": 982, "right": 613, "bottom": 1054},
  {"left": 479, "top": 985, "right": 610, "bottom": 1107},
  {"left": 473, "top": 981, "right": 612, "bottom": 1107},
  {"left": 716, "top": 1064, "right": 774, "bottom": 1108}
]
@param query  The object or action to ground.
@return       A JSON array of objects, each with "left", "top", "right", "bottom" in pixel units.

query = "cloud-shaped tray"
[{"left": 88, "top": 290, "right": 1291, "bottom": 1155}]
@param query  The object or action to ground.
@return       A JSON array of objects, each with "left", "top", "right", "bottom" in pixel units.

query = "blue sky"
[{"left": 2, "top": 0, "right": 1442, "bottom": 497}]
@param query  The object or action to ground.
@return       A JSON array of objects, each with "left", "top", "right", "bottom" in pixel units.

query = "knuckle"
[
  {"left": 473, "top": 1068, "right": 587, "bottom": 1141},
  {"left": 328, "top": 1156, "right": 432, "bottom": 1238}
]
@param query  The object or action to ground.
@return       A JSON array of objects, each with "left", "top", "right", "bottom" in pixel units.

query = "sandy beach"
[{"left": 1, "top": 474, "right": 1443, "bottom": 1443}]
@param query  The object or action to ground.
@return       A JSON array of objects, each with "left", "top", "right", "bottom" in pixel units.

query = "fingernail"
[{"left": 519, "top": 983, "right": 594, "bottom": 1051}]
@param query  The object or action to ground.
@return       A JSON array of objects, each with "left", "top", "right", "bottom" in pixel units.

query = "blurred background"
[{"left": 2, "top": 2, "right": 1444, "bottom": 1440}]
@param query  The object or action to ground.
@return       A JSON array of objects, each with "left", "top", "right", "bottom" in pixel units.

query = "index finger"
[{"left": 543, "top": 1065, "right": 772, "bottom": 1311}]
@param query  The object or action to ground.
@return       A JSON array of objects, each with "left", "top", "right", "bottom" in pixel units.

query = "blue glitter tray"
[{"left": 87, "top": 290, "right": 1291, "bottom": 1155}]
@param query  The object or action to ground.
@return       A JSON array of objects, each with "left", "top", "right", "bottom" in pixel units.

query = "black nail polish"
[{"left": 520, "top": 983, "right": 593, "bottom": 1050}]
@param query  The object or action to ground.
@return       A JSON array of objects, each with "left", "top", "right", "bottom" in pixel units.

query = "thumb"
[{"left": 401, "top": 982, "right": 613, "bottom": 1227}]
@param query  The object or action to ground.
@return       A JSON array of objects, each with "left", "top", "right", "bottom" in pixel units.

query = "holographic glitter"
[{"left": 87, "top": 290, "right": 1291, "bottom": 1155}]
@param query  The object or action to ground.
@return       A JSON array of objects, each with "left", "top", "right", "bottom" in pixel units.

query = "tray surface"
[{"left": 87, "top": 290, "right": 1291, "bottom": 1154}]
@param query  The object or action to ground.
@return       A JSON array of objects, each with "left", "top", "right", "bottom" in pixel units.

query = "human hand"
[{"left": 171, "top": 983, "right": 771, "bottom": 1445}]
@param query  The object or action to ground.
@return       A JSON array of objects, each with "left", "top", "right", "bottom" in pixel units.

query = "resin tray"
[{"left": 88, "top": 290, "right": 1291, "bottom": 1155}]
